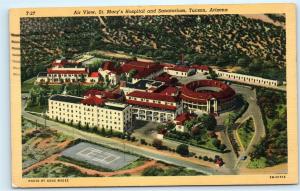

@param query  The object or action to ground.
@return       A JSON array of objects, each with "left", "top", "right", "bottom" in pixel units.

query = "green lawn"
[
  {"left": 165, "top": 135, "right": 222, "bottom": 153},
  {"left": 201, "top": 138, "right": 221, "bottom": 152},
  {"left": 25, "top": 104, "right": 47, "bottom": 113},
  {"left": 247, "top": 157, "right": 267, "bottom": 169},
  {"left": 47, "top": 84, "right": 63, "bottom": 92},
  {"left": 21, "top": 77, "right": 36, "bottom": 93},
  {"left": 237, "top": 118, "right": 254, "bottom": 149}
]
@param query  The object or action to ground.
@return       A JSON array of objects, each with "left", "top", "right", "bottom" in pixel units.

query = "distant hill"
[{"left": 20, "top": 14, "right": 286, "bottom": 81}]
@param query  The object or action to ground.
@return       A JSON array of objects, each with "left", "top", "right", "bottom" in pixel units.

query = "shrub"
[
  {"left": 212, "top": 138, "right": 221, "bottom": 148},
  {"left": 176, "top": 144, "right": 189, "bottom": 156},
  {"left": 203, "top": 156, "right": 209, "bottom": 161},
  {"left": 131, "top": 136, "right": 136, "bottom": 142},
  {"left": 152, "top": 139, "right": 163, "bottom": 150},
  {"left": 142, "top": 167, "right": 164, "bottom": 176},
  {"left": 219, "top": 144, "right": 227, "bottom": 151}
]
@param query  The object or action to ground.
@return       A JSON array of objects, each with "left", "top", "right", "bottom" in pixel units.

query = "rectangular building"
[
  {"left": 47, "top": 95, "right": 132, "bottom": 132},
  {"left": 125, "top": 91, "right": 182, "bottom": 123}
]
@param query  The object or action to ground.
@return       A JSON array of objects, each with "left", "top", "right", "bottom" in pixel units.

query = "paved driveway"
[{"left": 230, "top": 84, "right": 266, "bottom": 168}]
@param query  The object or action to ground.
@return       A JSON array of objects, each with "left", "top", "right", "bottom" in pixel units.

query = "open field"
[
  {"left": 21, "top": 77, "right": 36, "bottom": 93},
  {"left": 23, "top": 139, "right": 203, "bottom": 177},
  {"left": 22, "top": 118, "right": 74, "bottom": 169}
]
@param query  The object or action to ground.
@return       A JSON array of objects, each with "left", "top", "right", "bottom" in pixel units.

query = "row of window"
[
  {"left": 128, "top": 97, "right": 175, "bottom": 106},
  {"left": 218, "top": 73, "right": 277, "bottom": 85},
  {"left": 53, "top": 115, "right": 126, "bottom": 130},
  {"left": 51, "top": 104, "right": 124, "bottom": 115},
  {"left": 49, "top": 74, "right": 87, "bottom": 77}
]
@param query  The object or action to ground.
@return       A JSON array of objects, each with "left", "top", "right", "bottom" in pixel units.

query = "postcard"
[{"left": 10, "top": 3, "right": 297, "bottom": 187}]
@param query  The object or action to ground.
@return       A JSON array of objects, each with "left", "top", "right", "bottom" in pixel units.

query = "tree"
[
  {"left": 176, "top": 144, "right": 189, "bottom": 156},
  {"left": 249, "top": 58, "right": 262, "bottom": 72},
  {"left": 100, "top": 127, "right": 106, "bottom": 135},
  {"left": 156, "top": 125, "right": 166, "bottom": 134},
  {"left": 152, "top": 139, "right": 163, "bottom": 149},
  {"left": 98, "top": 74, "right": 104, "bottom": 83},
  {"left": 128, "top": 69, "right": 137, "bottom": 77},
  {"left": 219, "top": 144, "right": 227, "bottom": 152},
  {"left": 77, "top": 122, "right": 81, "bottom": 129},
  {"left": 199, "top": 114, "right": 217, "bottom": 131},
  {"left": 184, "top": 118, "right": 197, "bottom": 132},
  {"left": 212, "top": 138, "right": 221, "bottom": 148},
  {"left": 224, "top": 112, "right": 236, "bottom": 128},
  {"left": 80, "top": 74, "right": 85, "bottom": 83},
  {"left": 208, "top": 69, "right": 218, "bottom": 80},
  {"left": 142, "top": 167, "right": 164, "bottom": 176},
  {"left": 105, "top": 75, "right": 110, "bottom": 85},
  {"left": 120, "top": 73, "right": 127, "bottom": 81},
  {"left": 237, "top": 56, "right": 250, "bottom": 66},
  {"left": 165, "top": 122, "right": 175, "bottom": 131},
  {"left": 140, "top": 139, "right": 146, "bottom": 145},
  {"left": 191, "top": 126, "right": 200, "bottom": 136}
]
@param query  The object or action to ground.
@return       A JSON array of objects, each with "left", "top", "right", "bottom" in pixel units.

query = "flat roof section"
[
  {"left": 50, "top": 95, "right": 83, "bottom": 104},
  {"left": 126, "top": 79, "right": 156, "bottom": 90}
]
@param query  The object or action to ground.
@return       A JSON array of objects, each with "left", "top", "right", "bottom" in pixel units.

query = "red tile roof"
[
  {"left": 161, "top": 63, "right": 175, "bottom": 67},
  {"left": 101, "top": 61, "right": 120, "bottom": 74},
  {"left": 89, "top": 72, "right": 99, "bottom": 77},
  {"left": 121, "top": 61, "right": 163, "bottom": 79},
  {"left": 154, "top": 72, "right": 178, "bottom": 84},
  {"left": 175, "top": 112, "right": 196, "bottom": 125},
  {"left": 127, "top": 91, "right": 177, "bottom": 102},
  {"left": 84, "top": 89, "right": 120, "bottom": 100},
  {"left": 47, "top": 68, "right": 88, "bottom": 74},
  {"left": 181, "top": 80, "right": 236, "bottom": 103},
  {"left": 167, "top": 65, "right": 190, "bottom": 72},
  {"left": 126, "top": 99, "right": 177, "bottom": 111},
  {"left": 155, "top": 86, "right": 178, "bottom": 96},
  {"left": 51, "top": 59, "right": 79, "bottom": 67},
  {"left": 51, "top": 59, "right": 68, "bottom": 67},
  {"left": 81, "top": 96, "right": 105, "bottom": 106},
  {"left": 191, "top": 65, "right": 210, "bottom": 71}
]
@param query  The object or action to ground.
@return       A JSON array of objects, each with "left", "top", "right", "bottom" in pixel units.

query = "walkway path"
[{"left": 231, "top": 85, "right": 266, "bottom": 169}]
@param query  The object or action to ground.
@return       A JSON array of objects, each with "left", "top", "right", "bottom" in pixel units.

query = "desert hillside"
[{"left": 20, "top": 14, "right": 286, "bottom": 81}]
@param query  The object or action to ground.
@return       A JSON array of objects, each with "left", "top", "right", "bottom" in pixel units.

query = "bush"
[
  {"left": 152, "top": 139, "right": 163, "bottom": 150},
  {"left": 219, "top": 144, "right": 227, "bottom": 152},
  {"left": 212, "top": 138, "right": 221, "bottom": 148},
  {"left": 131, "top": 136, "right": 136, "bottom": 142},
  {"left": 176, "top": 144, "right": 189, "bottom": 156},
  {"left": 214, "top": 155, "right": 220, "bottom": 159},
  {"left": 203, "top": 156, "right": 209, "bottom": 161},
  {"left": 142, "top": 167, "right": 164, "bottom": 176}
]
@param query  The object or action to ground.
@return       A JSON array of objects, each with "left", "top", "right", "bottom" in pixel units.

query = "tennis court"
[{"left": 61, "top": 142, "right": 138, "bottom": 170}]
